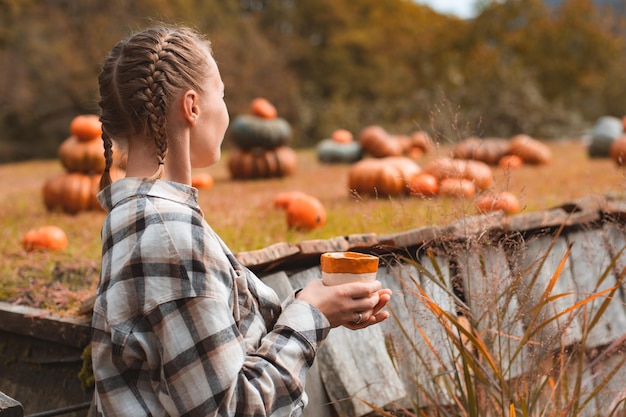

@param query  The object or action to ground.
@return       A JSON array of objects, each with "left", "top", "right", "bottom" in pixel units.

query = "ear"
[{"left": 182, "top": 89, "right": 200, "bottom": 127}]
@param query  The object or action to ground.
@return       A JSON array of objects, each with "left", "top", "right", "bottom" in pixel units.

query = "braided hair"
[{"left": 98, "top": 26, "right": 213, "bottom": 189}]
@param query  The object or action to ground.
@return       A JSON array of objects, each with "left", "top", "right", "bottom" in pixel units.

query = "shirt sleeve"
[{"left": 147, "top": 294, "right": 330, "bottom": 417}]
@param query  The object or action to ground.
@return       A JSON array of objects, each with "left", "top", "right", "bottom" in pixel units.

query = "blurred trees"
[{"left": 1, "top": 0, "right": 625, "bottom": 162}]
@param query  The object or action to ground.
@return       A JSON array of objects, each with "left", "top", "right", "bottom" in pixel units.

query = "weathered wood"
[
  {"left": 504, "top": 207, "right": 581, "bottom": 232},
  {"left": 378, "top": 256, "right": 457, "bottom": 408},
  {"left": 566, "top": 229, "right": 626, "bottom": 348},
  {"left": 345, "top": 233, "right": 379, "bottom": 249},
  {"left": 316, "top": 325, "right": 406, "bottom": 417},
  {"left": 447, "top": 211, "right": 505, "bottom": 237},
  {"left": 0, "top": 301, "right": 91, "bottom": 349},
  {"left": 377, "top": 225, "right": 450, "bottom": 250},
  {"left": 515, "top": 235, "right": 583, "bottom": 350},
  {"left": 298, "top": 237, "right": 350, "bottom": 255},
  {"left": 235, "top": 241, "right": 300, "bottom": 270},
  {"left": 602, "top": 223, "right": 626, "bottom": 298},
  {"left": 0, "top": 392, "right": 22, "bottom": 417},
  {"left": 454, "top": 242, "right": 527, "bottom": 379}
]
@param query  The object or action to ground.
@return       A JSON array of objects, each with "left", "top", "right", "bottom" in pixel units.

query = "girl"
[{"left": 92, "top": 25, "right": 391, "bottom": 417}]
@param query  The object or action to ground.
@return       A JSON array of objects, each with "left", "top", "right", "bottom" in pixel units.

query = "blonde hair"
[{"left": 98, "top": 25, "right": 213, "bottom": 189}]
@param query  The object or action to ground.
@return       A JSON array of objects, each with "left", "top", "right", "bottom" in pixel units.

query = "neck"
[{"left": 125, "top": 135, "right": 192, "bottom": 185}]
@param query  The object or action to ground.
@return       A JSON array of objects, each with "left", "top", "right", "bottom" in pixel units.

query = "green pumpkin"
[
  {"left": 316, "top": 138, "right": 363, "bottom": 163},
  {"left": 228, "top": 114, "right": 293, "bottom": 150}
]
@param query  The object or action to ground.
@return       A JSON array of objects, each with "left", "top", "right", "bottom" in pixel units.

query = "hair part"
[{"left": 98, "top": 25, "right": 213, "bottom": 190}]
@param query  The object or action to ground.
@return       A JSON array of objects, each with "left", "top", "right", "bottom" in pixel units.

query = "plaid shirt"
[{"left": 92, "top": 178, "right": 330, "bottom": 417}]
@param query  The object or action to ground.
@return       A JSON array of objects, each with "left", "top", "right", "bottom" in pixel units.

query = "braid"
[
  {"left": 99, "top": 130, "right": 114, "bottom": 190},
  {"left": 141, "top": 40, "right": 169, "bottom": 180}
]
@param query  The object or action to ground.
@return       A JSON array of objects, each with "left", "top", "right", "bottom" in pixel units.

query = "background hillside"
[
  {"left": 545, "top": 0, "right": 626, "bottom": 14},
  {"left": 2, "top": 0, "right": 626, "bottom": 162}
]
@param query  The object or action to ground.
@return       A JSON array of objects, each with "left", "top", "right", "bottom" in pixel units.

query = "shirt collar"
[{"left": 97, "top": 177, "right": 201, "bottom": 214}]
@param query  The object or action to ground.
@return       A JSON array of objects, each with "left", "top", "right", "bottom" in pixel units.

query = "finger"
[
  {"left": 336, "top": 281, "right": 382, "bottom": 299},
  {"left": 372, "top": 292, "right": 391, "bottom": 314}
]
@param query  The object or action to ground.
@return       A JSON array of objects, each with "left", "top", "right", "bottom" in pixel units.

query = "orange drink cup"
[{"left": 320, "top": 251, "right": 379, "bottom": 286}]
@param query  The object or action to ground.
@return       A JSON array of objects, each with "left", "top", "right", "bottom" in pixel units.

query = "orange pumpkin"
[
  {"left": 409, "top": 130, "right": 434, "bottom": 154},
  {"left": 43, "top": 172, "right": 103, "bottom": 214},
  {"left": 423, "top": 157, "right": 493, "bottom": 191},
  {"left": 358, "top": 125, "right": 404, "bottom": 158},
  {"left": 407, "top": 173, "right": 439, "bottom": 197},
  {"left": 273, "top": 191, "right": 307, "bottom": 209},
  {"left": 508, "top": 134, "right": 551, "bottom": 165},
  {"left": 348, "top": 157, "right": 421, "bottom": 197},
  {"left": 498, "top": 154, "right": 524, "bottom": 169},
  {"left": 58, "top": 135, "right": 106, "bottom": 173},
  {"left": 70, "top": 114, "right": 102, "bottom": 142},
  {"left": 250, "top": 97, "right": 278, "bottom": 119},
  {"left": 228, "top": 146, "right": 297, "bottom": 179},
  {"left": 452, "top": 136, "right": 510, "bottom": 165},
  {"left": 22, "top": 225, "right": 69, "bottom": 252},
  {"left": 191, "top": 172, "right": 214, "bottom": 189},
  {"left": 284, "top": 194, "right": 326, "bottom": 230},
  {"left": 331, "top": 129, "right": 353, "bottom": 144},
  {"left": 476, "top": 191, "right": 521, "bottom": 215},
  {"left": 439, "top": 178, "right": 476, "bottom": 198}
]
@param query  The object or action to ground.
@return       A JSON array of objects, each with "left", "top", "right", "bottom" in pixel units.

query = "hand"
[
  {"left": 296, "top": 279, "right": 392, "bottom": 329},
  {"left": 343, "top": 288, "right": 392, "bottom": 330}
]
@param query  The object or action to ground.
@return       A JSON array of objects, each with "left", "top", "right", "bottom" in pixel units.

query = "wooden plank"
[
  {"left": 315, "top": 324, "right": 406, "bottom": 416},
  {"left": 235, "top": 241, "right": 300, "bottom": 269},
  {"left": 0, "top": 302, "right": 91, "bottom": 349},
  {"left": 446, "top": 212, "right": 505, "bottom": 238},
  {"left": 259, "top": 271, "right": 294, "bottom": 301},
  {"left": 289, "top": 267, "right": 406, "bottom": 416},
  {"left": 503, "top": 207, "right": 598, "bottom": 232},
  {"left": 0, "top": 392, "right": 22, "bottom": 417},
  {"left": 378, "top": 255, "right": 457, "bottom": 408},
  {"left": 377, "top": 225, "right": 451, "bottom": 250},
  {"left": 566, "top": 229, "right": 626, "bottom": 348},
  {"left": 298, "top": 237, "right": 350, "bottom": 255},
  {"left": 454, "top": 242, "right": 527, "bottom": 379},
  {"left": 514, "top": 235, "right": 583, "bottom": 350},
  {"left": 346, "top": 233, "right": 379, "bottom": 249}
]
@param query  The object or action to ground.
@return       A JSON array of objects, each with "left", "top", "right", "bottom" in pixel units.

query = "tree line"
[{"left": 1, "top": 0, "right": 625, "bottom": 162}]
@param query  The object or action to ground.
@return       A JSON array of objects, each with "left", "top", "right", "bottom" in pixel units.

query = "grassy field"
[{"left": 1, "top": 139, "right": 625, "bottom": 315}]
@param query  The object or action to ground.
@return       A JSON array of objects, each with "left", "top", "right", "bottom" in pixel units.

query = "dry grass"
[{"left": 1, "top": 139, "right": 625, "bottom": 315}]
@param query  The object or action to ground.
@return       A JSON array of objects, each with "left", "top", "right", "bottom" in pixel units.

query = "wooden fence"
[{"left": 2, "top": 194, "right": 626, "bottom": 416}]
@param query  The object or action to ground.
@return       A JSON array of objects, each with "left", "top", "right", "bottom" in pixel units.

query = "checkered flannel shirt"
[{"left": 92, "top": 178, "right": 330, "bottom": 417}]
